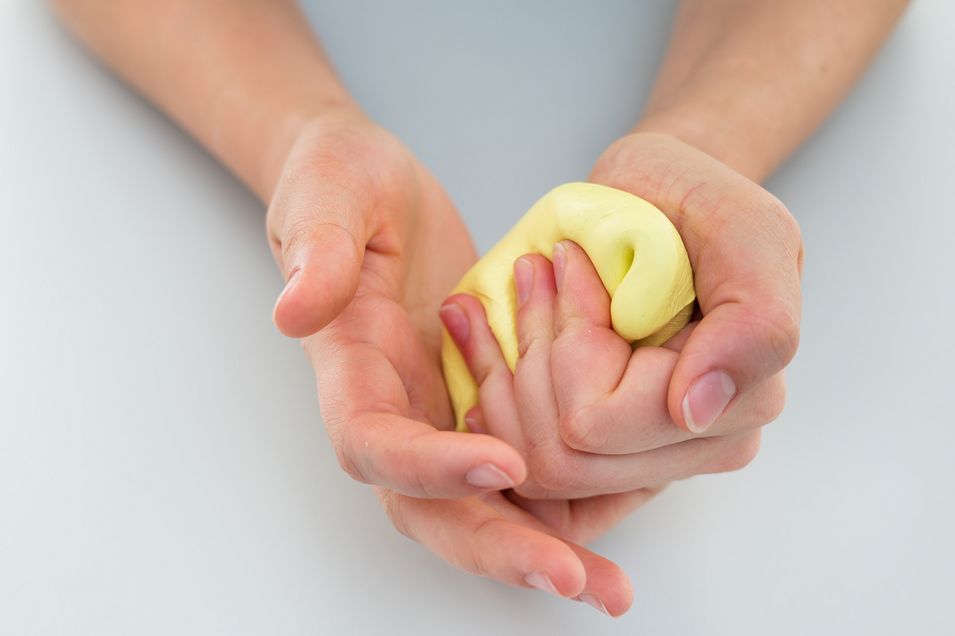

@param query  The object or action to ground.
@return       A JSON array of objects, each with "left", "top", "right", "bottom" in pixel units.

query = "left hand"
[{"left": 268, "top": 113, "right": 635, "bottom": 615}]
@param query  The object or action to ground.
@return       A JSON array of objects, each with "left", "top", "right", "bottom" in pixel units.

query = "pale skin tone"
[{"left": 53, "top": 0, "right": 908, "bottom": 617}]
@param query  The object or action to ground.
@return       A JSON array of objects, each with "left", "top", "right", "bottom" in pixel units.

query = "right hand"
[
  {"left": 440, "top": 133, "right": 802, "bottom": 501},
  {"left": 267, "top": 112, "right": 636, "bottom": 614}
]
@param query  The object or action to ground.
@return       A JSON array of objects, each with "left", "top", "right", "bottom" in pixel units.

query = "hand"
[
  {"left": 589, "top": 132, "right": 802, "bottom": 440},
  {"left": 440, "top": 133, "right": 801, "bottom": 500},
  {"left": 268, "top": 112, "right": 527, "bottom": 495},
  {"left": 267, "top": 113, "right": 636, "bottom": 614}
]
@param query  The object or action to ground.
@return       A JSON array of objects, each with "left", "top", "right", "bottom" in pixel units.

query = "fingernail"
[
  {"left": 524, "top": 571, "right": 561, "bottom": 597},
  {"left": 577, "top": 593, "right": 611, "bottom": 616},
  {"left": 277, "top": 267, "right": 302, "bottom": 304},
  {"left": 463, "top": 409, "right": 485, "bottom": 434},
  {"left": 514, "top": 257, "right": 534, "bottom": 305},
  {"left": 465, "top": 463, "right": 513, "bottom": 489},
  {"left": 683, "top": 370, "right": 737, "bottom": 433},
  {"left": 439, "top": 303, "right": 470, "bottom": 345},
  {"left": 552, "top": 242, "right": 566, "bottom": 290}
]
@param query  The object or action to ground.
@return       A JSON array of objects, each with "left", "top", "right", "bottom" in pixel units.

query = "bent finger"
[
  {"left": 268, "top": 174, "right": 370, "bottom": 338},
  {"left": 312, "top": 331, "right": 526, "bottom": 497},
  {"left": 550, "top": 240, "right": 633, "bottom": 427},
  {"left": 376, "top": 488, "right": 587, "bottom": 598},
  {"left": 441, "top": 295, "right": 524, "bottom": 448}
]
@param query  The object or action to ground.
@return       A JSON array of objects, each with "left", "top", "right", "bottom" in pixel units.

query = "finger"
[
  {"left": 565, "top": 543, "right": 634, "bottom": 616},
  {"left": 568, "top": 346, "right": 680, "bottom": 453},
  {"left": 668, "top": 189, "right": 801, "bottom": 434},
  {"left": 512, "top": 254, "right": 589, "bottom": 493},
  {"left": 555, "top": 339, "right": 787, "bottom": 454},
  {"left": 506, "top": 487, "right": 664, "bottom": 545},
  {"left": 560, "top": 343, "right": 786, "bottom": 453},
  {"left": 658, "top": 317, "right": 698, "bottom": 352},
  {"left": 589, "top": 135, "right": 802, "bottom": 435},
  {"left": 553, "top": 240, "right": 613, "bottom": 333},
  {"left": 463, "top": 405, "right": 486, "bottom": 435},
  {"left": 498, "top": 493, "right": 637, "bottom": 616},
  {"left": 309, "top": 323, "right": 526, "bottom": 498},
  {"left": 555, "top": 312, "right": 784, "bottom": 452},
  {"left": 440, "top": 295, "right": 524, "bottom": 448},
  {"left": 268, "top": 172, "right": 369, "bottom": 339},
  {"left": 690, "top": 429, "right": 763, "bottom": 479},
  {"left": 550, "top": 240, "right": 635, "bottom": 446},
  {"left": 671, "top": 294, "right": 800, "bottom": 434},
  {"left": 339, "top": 412, "right": 527, "bottom": 497},
  {"left": 520, "top": 430, "right": 761, "bottom": 499},
  {"left": 377, "top": 488, "right": 588, "bottom": 599},
  {"left": 511, "top": 255, "right": 563, "bottom": 447},
  {"left": 514, "top": 254, "right": 558, "bottom": 359},
  {"left": 440, "top": 294, "right": 511, "bottom": 388}
]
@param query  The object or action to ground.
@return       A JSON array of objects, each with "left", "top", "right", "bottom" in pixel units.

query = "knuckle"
[
  {"left": 765, "top": 195, "right": 804, "bottom": 266},
  {"left": 771, "top": 197, "right": 801, "bottom": 240},
  {"left": 526, "top": 446, "right": 574, "bottom": 493},
  {"left": 329, "top": 417, "right": 372, "bottom": 485},
  {"left": 475, "top": 359, "right": 508, "bottom": 390},
  {"left": 464, "top": 518, "right": 499, "bottom": 577},
  {"left": 334, "top": 441, "right": 369, "bottom": 485},
  {"left": 767, "top": 305, "right": 801, "bottom": 366},
  {"left": 749, "top": 301, "right": 801, "bottom": 370},
  {"left": 279, "top": 215, "right": 315, "bottom": 265},
  {"left": 516, "top": 329, "right": 545, "bottom": 360},
  {"left": 714, "top": 433, "right": 762, "bottom": 473},
  {"left": 281, "top": 216, "right": 358, "bottom": 272},
  {"left": 759, "top": 375, "right": 788, "bottom": 425},
  {"left": 378, "top": 490, "right": 415, "bottom": 540},
  {"left": 558, "top": 405, "right": 607, "bottom": 452}
]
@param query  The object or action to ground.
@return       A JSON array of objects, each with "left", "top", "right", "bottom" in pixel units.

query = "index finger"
[{"left": 305, "top": 301, "right": 527, "bottom": 498}]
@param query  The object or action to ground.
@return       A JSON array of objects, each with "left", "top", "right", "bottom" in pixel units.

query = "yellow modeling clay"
[{"left": 442, "top": 182, "right": 696, "bottom": 431}]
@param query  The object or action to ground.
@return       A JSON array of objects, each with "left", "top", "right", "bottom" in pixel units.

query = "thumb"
[
  {"left": 269, "top": 182, "right": 369, "bottom": 339},
  {"left": 667, "top": 207, "right": 803, "bottom": 435},
  {"left": 668, "top": 297, "right": 800, "bottom": 434}
]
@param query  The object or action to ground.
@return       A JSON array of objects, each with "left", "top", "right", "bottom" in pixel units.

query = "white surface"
[{"left": 2, "top": 1, "right": 953, "bottom": 634}]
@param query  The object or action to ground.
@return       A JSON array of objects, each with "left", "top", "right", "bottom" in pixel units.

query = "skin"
[{"left": 52, "top": 0, "right": 908, "bottom": 616}]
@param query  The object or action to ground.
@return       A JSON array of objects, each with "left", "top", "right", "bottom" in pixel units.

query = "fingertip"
[
  {"left": 524, "top": 543, "right": 587, "bottom": 599},
  {"left": 513, "top": 253, "right": 557, "bottom": 357},
  {"left": 273, "top": 264, "right": 357, "bottom": 338},
  {"left": 438, "top": 300, "right": 470, "bottom": 349},
  {"left": 554, "top": 240, "right": 611, "bottom": 331},
  {"left": 552, "top": 241, "right": 567, "bottom": 287},
  {"left": 460, "top": 433, "right": 527, "bottom": 491},
  {"left": 603, "top": 573, "right": 634, "bottom": 617},
  {"left": 443, "top": 293, "right": 513, "bottom": 382},
  {"left": 517, "top": 253, "right": 557, "bottom": 297},
  {"left": 463, "top": 405, "right": 486, "bottom": 434},
  {"left": 565, "top": 544, "right": 634, "bottom": 616},
  {"left": 442, "top": 294, "right": 487, "bottom": 332},
  {"left": 272, "top": 267, "right": 317, "bottom": 338}
]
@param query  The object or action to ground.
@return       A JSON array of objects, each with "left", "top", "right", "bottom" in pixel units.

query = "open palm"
[{"left": 266, "top": 115, "right": 639, "bottom": 615}]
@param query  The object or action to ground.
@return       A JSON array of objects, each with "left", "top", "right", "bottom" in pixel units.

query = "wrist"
[
  {"left": 632, "top": 105, "right": 773, "bottom": 183},
  {"left": 256, "top": 97, "right": 367, "bottom": 202}
]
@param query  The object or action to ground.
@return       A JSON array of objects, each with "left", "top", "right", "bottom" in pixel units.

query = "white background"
[{"left": 2, "top": 1, "right": 953, "bottom": 634}]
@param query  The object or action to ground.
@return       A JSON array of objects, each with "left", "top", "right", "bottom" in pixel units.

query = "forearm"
[
  {"left": 636, "top": 0, "right": 908, "bottom": 181},
  {"left": 52, "top": 0, "right": 358, "bottom": 201}
]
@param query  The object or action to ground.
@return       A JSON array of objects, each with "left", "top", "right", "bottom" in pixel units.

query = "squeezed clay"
[{"left": 442, "top": 182, "right": 696, "bottom": 431}]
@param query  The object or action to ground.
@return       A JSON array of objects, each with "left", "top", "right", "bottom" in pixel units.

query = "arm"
[
  {"left": 637, "top": 0, "right": 909, "bottom": 181},
  {"left": 52, "top": 0, "right": 352, "bottom": 201},
  {"left": 587, "top": 0, "right": 908, "bottom": 440}
]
